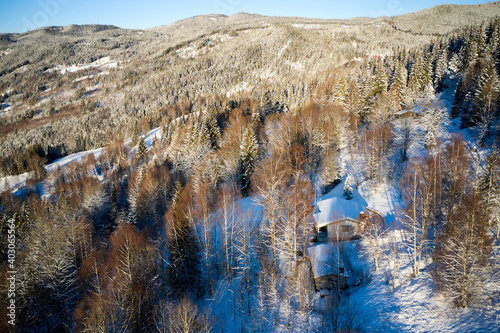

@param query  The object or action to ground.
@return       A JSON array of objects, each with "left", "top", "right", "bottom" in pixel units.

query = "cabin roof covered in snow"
[
  {"left": 313, "top": 197, "right": 366, "bottom": 228},
  {"left": 307, "top": 243, "right": 347, "bottom": 278}
]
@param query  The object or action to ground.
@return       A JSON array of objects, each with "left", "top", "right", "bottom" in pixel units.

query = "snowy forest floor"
[{"left": 350, "top": 233, "right": 500, "bottom": 332}]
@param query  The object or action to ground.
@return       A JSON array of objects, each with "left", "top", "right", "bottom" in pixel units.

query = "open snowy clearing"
[
  {"left": 46, "top": 56, "right": 118, "bottom": 75},
  {"left": 0, "top": 120, "right": 165, "bottom": 194},
  {"left": 0, "top": 172, "right": 31, "bottom": 193}
]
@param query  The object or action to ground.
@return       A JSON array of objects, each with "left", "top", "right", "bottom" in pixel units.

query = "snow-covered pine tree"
[
  {"left": 21, "top": 201, "right": 30, "bottom": 229},
  {"left": 165, "top": 183, "right": 204, "bottom": 297},
  {"left": 448, "top": 47, "right": 461, "bottom": 74},
  {"left": 409, "top": 51, "right": 433, "bottom": 94},
  {"left": 362, "top": 64, "right": 388, "bottom": 120},
  {"left": 422, "top": 53, "right": 433, "bottom": 90},
  {"left": 345, "top": 78, "right": 362, "bottom": 120},
  {"left": 206, "top": 110, "right": 221, "bottom": 149},
  {"left": 475, "top": 23, "right": 487, "bottom": 57},
  {"left": 197, "top": 117, "right": 210, "bottom": 147},
  {"left": 420, "top": 103, "right": 450, "bottom": 149},
  {"left": 186, "top": 118, "right": 200, "bottom": 147},
  {"left": 473, "top": 61, "right": 499, "bottom": 144},
  {"left": 409, "top": 52, "right": 424, "bottom": 91},
  {"left": 477, "top": 150, "right": 500, "bottom": 238},
  {"left": 451, "top": 77, "right": 472, "bottom": 121},
  {"left": 162, "top": 119, "right": 173, "bottom": 146},
  {"left": 343, "top": 175, "right": 353, "bottom": 200},
  {"left": 171, "top": 181, "right": 182, "bottom": 208},
  {"left": 259, "top": 90, "right": 274, "bottom": 118},
  {"left": 18, "top": 210, "right": 79, "bottom": 331},
  {"left": 278, "top": 89, "right": 289, "bottom": 113},
  {"left": 137, "top": 135, "right": 147, "bottom": 160},
  {"left": 131, "top": 121, "right": 140, "bottom": 147},
  {"left": 371, "top": 65, "right": 388, "bottom": 97},
  {"left": 434, "top": 49, "right": 449, "bottom": 92},
  {"left": 424, "top": 130, "right": 436, "bottom": 149},
  {"left": 239, "top": 125, "right": 258, "bottom": 196},
  {"left": 464, "top": 35, "right": 479, "bottom": 70},
  {"left": 333, "top": 76, "right": 347, "bottom": 106},
  {"left": 127, "top": 166, "right": 146, "bottom": 221},
  {"left": 389, "top": 61, "right": 407, "bottom": 110},
  {"left": 493, "top": 21, "right": 500, "bottom": 74}
]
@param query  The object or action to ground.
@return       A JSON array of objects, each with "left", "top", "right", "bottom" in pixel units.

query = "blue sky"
[{"left": 0, "top": 0, "right": 493, "bottom": 33}]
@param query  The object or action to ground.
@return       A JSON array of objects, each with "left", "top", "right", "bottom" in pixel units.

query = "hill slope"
[{"left": 390, "top": 1, "right": 500, "bottom": 35}]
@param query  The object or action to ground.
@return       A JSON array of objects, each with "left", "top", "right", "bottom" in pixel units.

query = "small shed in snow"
[
  {"left": 395, "top": 109, "right": 422, "bottom": 119},
  {"left": 307, "top": 243, "right": 348, "bottom": 291},
  {"left": 313, "top": 197, "right": 366, "bottom": 242}
]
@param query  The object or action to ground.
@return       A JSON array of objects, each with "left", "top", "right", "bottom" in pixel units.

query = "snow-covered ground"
[
  {"left": 176, "top": 45, "right": 198, "bottom": 59},
  {"left": 0, "top": 122, "right": 164, "bottom": 194},
  {"left": 45, "top": 148, "right": 104, "bottom": 173},
  {"left": 359, "top": 181, "right": 398, "bottom": 225},
  {"left": 46, "top": 56, "right": 118, "bottom": 75},
  {"left": 226, "top": 81, "right": 252, "bottom": 97},
  {"left": 0, "top": 48, "right": 13, "bottom": 56},
  {"left": 13, "top": 64, "right": 31, "bottom": 74},
  {"left": 349, "top": 231, "right": 500, "bottom": 332},
  {"left": 291, "top": 23, "right": 320, "bottom": 29},
  {"left": 1, "top": 103, "right": 12, "bottom": 113},
  {"left": 73, "top": 71, "right": 110, "bottom": 83},
  {"left": 0, "top": 172, "right": 31, "bottom": 193}
]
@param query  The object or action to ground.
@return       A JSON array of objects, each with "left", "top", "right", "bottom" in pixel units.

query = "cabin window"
[
  {"left": 318, "top": 226, "right": 328, "bottom": 241},
  {"left": 341, "top": 225, "right": 353, "bottom": 233}
]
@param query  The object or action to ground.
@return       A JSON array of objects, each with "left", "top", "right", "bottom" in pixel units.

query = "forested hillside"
[{"left": 0, "top": 2, "right": 499, "bottom": 332}]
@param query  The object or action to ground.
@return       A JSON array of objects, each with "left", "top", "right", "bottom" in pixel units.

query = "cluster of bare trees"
[{"left": 399, "top": 136, "right": 499, "bottom": 307}]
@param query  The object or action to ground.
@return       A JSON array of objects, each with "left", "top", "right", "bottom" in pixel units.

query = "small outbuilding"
[
  {"left": 307, "top": 243, "right": 348, "bottom": 291},
  {"left": 395, "top": 109, "right": 422, "bottom": 119}
]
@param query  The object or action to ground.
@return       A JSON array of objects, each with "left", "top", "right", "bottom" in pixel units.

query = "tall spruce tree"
[
  {"left": 473, "top": 61, "right": 499, "bottom": 144},
  {"left": 239, "top": 125, "right": 259, "bottom": 196},
  {"left": 409, "top": 52, "right": 424, "bottom": 91},
  {"left": 333, "top": 76, "right": 347, "bottom": 106},
  {"left": 478, "top": 150, "right": 500, "bottom": 237},
  {"left": 137, "top": 135, "right": 148, "bottom": 160},
  {"left": 206, "top": 111, "right": 221, "bottom": 149},
  {"left": 389, "top": 61, "right": 407, "bottom": 109},
  {"left": 434, "top": 49, "right": 449, "bottom": 91},
  {"left": 165, "top": 182, "right": 204, "bottom": 297}
]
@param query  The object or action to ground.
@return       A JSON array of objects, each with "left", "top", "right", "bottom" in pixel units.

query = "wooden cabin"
[
  {"left": 313, "top": 197, "right": 366, "bottom": 242},
  {"left": 307, "top": 243, "right": 348, "bottom": 291}
]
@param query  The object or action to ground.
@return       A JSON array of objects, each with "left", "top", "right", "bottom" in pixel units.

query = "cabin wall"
[
  {"left": 314, "top": 274, "right": 347, "bottom": 291},
  {"left": 324, "top": 219, "right": 361, "bottom": 241}
]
